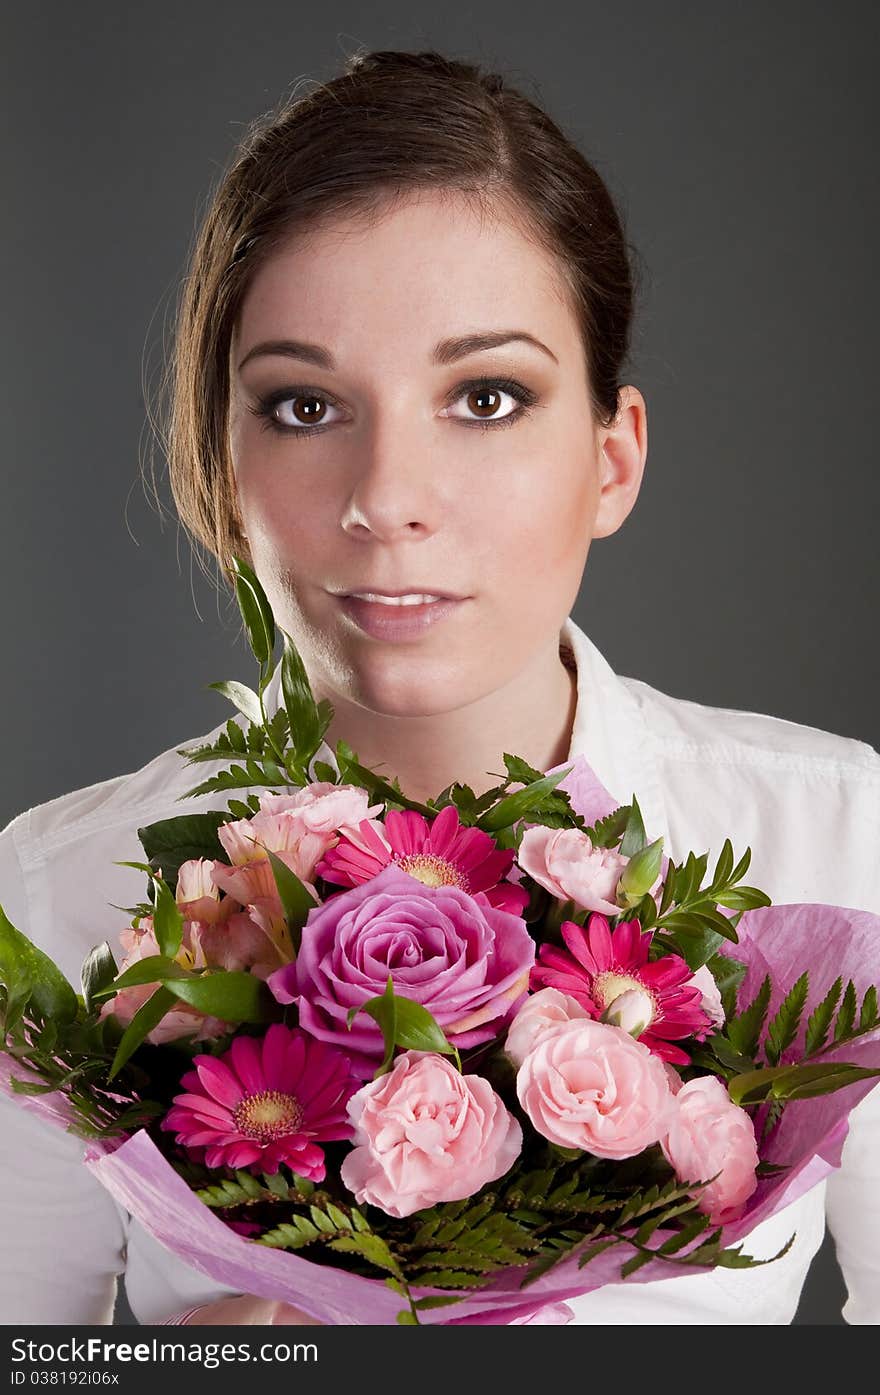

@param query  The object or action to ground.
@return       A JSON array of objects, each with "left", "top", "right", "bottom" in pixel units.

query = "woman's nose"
[{"left": 339, "top": 410, "right": 445, "bottom": 541}]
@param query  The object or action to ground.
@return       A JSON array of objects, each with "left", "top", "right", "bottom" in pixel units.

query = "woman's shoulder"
[
  {"left": 622, "top": 673, "right": 879, "bottom": 780},
  {"left": 617, "top": 675, "right": 878, "bottom": 912},
  {"left": 0, "top": 714, "right": 230, "bottom": 981}
]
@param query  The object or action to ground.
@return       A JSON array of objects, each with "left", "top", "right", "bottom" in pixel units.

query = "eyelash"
[{"left": 246, "top": 376, "right": 540, "bottom": 438}]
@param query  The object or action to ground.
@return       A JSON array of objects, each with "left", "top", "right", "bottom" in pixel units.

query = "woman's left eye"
[{"left": 443, "top": 378, "right": 539, "bottom": 430}]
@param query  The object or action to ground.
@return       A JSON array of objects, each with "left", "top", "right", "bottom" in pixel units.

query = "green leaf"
[
  {"left": 92, "top": 955, "right": 194, "bottom": 999},
  {"left": 860, "top": 985, "right": 879, "bottom": 1031},
  {"left": 281, "top": 632, "right": 322, "bottom": 764},
  {"left": 765, "top": 971, "right": 809, "bottom": 1066},
  {"left": 714, "top": 1234, "right": 796, "bottom": 1269},
  {"left": 479, "top": 766, "right": 574, "bottom": 832},
  {"left": 710, "top": 838, "right": 734, "bottom": 891},
  {"left": 621, "top": 1247, "right": 655, "bottom": 1278},
  {"left": 351, "top": 976, "right": 459, "bottom": 1074},
  {"left": 714, "top": 886, "right": 772, "bottom": 911},
  {"left": 231, "top": 555, "right": 276, "bottom": 668},
  {"left": 706, "top": 952, "right": 748, "bottom": 1021},
  {"left": 728, "top": 1060, "right": 880, "bottom": 1106},
  {"left": 152, "top": 875, "right": 184, "bottom": 959},
  {"left": 109, "top": 985, "right": 178, "bottom": 1078},
  {"left": 265, "top": 849, "right": 317, "bottom": 956},
  {"left": 656, "top": 1215, "right": 713, "bottom": 1256},
  {"left": 394, "top": 997, "right": 458, "bottom": 1057},
  {"left": 138, "top": 814, "right": 246, "bottom": 876},
  {"left": 619, "top": 795, "right": 648, "bottom": 858},
  {"left": 834, "top": 980, "right": 858, "bottom": 1043},
  {"left": 803, "top": 976, "right": 842, "bottom": 1055},
  {"left": 328, "top": 1232, "right": 403, "bottom": 1279},
  {"left": 0, "top": 903, "right": 78, "bottom": 1026},
  {"left": 396, "top": 1310, "right": 419, "bottom": 1324},
  {"left": 207, "top": 680, "right": 264, "bottom": 727},
  {"left": 350, "top": 974, "right": 398, "bottom": 1075},
  {"left": 582, "top": 805, "right": 630, "bottom": 850},
  {"left": 166, "top": 972, "right": 275, "bottom": 1024},
  {"left": 80, "top": 942, "right": 118, "bottom": 1014},
  {"left": 312, "top": 761, "right": 338, "bottom": 784},
  {"left": 726, "top": 974, "right": 772, "bottom": 1058}
]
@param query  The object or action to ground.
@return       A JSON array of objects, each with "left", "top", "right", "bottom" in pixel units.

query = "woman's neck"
[{"left": 314, "top": 637, "right": 579, "bottom": 807}]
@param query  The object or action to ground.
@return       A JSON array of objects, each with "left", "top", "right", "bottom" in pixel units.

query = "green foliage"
[
  {"left": 207, "top": 680, "right": 263, "bottom": 727},
  {"left": 726, "top": 974, "right": 772, "bottom": 1059},
  {"left": 581, "top": 805, "right": 630, "bottom": 850},
  {"left": 765, "top": 972, "right": 810, "bottom": 1067},
  {"left": 618, "top": 795, "right": 648, "bottom": 859},
  {"left": 230, "top": 555, "right": 276, "bottom": 672},
  {"left": 0, "top": 904, "right": 78, "bottom": 1030},
  {"left": 348, "top": 976, "right": 461, "bottom": 1076},
  {"left": 479, "top": 765, "right": 575, "bottom": 833},
  {"left": 645, "top": 840, "right": 770, "bottom": 971},
  {"left": 136, "top": 812, "right": 229, "bottom": 891},
  {"left": 80, "top": 942, "right": 118, "bottom": 1015},
  {"left": 109, "top": 985, "right": 178, "bottom": 1078},
  {"left": 728, "top": 1060, "right": 880, "bottom": 1107},
  {"left": 176, "top": 757, "right": 290, "bottom": 802}
]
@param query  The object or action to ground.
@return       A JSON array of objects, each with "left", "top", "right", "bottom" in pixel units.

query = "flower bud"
[
  {"left": 616, "top": 837, "right": 664, "bottom": 909},
  {"left": 600, "top": 986, "right": 654, "bottom": 1038}
]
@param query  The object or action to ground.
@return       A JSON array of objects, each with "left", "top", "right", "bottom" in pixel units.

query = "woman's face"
[{"left": 228, "top": 189, "right": 646, "bottom": 717}]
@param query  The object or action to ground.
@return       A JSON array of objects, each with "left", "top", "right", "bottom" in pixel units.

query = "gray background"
[{"left": 3, "top": 1, "right": 877, "bottom": 1324}]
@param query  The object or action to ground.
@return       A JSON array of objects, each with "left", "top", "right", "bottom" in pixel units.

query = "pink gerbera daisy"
[
  {"left": 160, "top": 1023, "right": 358, "bottom": 1178},
  {"left": 316, "top": 803, "right": 529, "bottom": 914},
  {"left": 531, "top": 913, "right": 712, "bottom": 1065}
]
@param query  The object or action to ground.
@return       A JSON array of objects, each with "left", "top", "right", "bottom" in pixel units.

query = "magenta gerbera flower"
[
  {"left": 160, "top": 1023, "right": 359, "bottom": 1177},
  {"left": 316, "top": 803, "right": 529, "bottom": 914},
  {"left": 531, "top": 913, "right": 712, "bottom": 1065}
]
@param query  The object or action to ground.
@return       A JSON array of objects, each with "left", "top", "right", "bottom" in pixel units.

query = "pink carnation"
[
  {"left": 517, "top": 825, "right": 628, "bottom": 916},
  {"left": 339, "top": 1051, "right": 522, "bottom": 1217},
  {"left": 516, "top": 1018, "right": 676, "bottom": 1158},
  {"left": 504, "top": 988, "right": 590, "bottom": 1068},
  {"left": 660, "top": 1075, "right": 759, "bottom": 1223}
]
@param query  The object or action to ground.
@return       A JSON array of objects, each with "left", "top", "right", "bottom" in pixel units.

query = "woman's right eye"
[{"left": 248, "top": 390, "right": 341, "bottom": 436}]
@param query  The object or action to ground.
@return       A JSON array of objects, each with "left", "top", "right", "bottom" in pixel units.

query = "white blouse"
[{"left": 1, "top": 615, "right": 878, "bottom": 1325}]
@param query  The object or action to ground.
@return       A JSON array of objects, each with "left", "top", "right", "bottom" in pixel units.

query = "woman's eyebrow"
[{"left": 237, "top": 329, "right": 558, "bottom": 373}]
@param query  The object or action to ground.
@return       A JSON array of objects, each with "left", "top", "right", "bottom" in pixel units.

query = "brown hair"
[{"left": 154, "top": 48, "right": 642, "bottom": 584}]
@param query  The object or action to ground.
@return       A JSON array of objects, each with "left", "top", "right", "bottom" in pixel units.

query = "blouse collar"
[{"left": 556, "top": 615, "right": 669, "bottom": 847}]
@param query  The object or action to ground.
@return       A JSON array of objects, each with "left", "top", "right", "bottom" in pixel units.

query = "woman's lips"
[{"left": 336, "top": 594, "right": 467, "bottom": 641}]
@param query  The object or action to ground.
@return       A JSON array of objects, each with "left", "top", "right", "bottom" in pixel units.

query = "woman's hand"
[{"left": 178, "top": 1295, "right": 324, "bottom": 1325}]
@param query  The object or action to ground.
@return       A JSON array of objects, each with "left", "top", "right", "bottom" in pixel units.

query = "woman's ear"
[{"left": 592, "top": 386, "right": 648, "bottom": 539}]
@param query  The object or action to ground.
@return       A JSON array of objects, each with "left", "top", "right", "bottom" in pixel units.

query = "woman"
[{"left": 1, "top": 48, "right": 877, "bottom": 1326}]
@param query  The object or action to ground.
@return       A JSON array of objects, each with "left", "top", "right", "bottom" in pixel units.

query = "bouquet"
[{"left": 1, "top": 557, "right": 879, "bottom": 1325}]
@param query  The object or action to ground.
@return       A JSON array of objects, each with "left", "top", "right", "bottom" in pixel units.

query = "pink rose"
[
  {"left": 687, "top": 964, "right": 726, "bottom": 1033},
  {"left": 517, "top": 825, "right": 627, "bottom": 916},
  {"left": 339, "top": 1051, "right": 522, "bottom": 1217},
  {"left": 660, "top": 1075, "right": 759, "bottom": 1223},
  {"left": 505, "top": 987, "right": 590, "bottom": 1068},
  {"left": 516, "top": 1018, "right": 676, "bottom": 1158},
  {"left": 268, "top": 863, "right": 535, "bottom": 1078}
]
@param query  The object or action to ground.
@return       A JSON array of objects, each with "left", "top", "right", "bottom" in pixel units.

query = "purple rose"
[{"left": 267, "top": 863, "right": 535, "bottom": 1078}]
